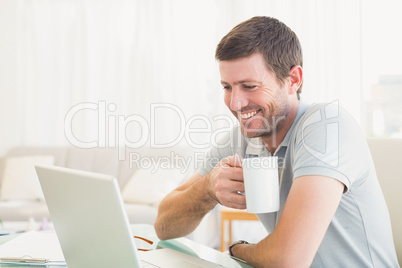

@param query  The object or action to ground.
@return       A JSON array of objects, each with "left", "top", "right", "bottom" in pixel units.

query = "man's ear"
[{"left": 288, "top": 65, "right": 303, "bottom": 94}]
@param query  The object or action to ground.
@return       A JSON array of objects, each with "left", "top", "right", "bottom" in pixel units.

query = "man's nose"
[{"left": 229, "top": 88, "right": 248, "bottom": 111}]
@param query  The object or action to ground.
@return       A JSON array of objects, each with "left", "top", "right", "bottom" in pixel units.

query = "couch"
[
  {"left": 0, "top": 139, "right": 400, "bottom": 262},
  {"left": 0, "top": 146, "right": 204, "bottom": 223},
  {"left": 0, "top": 145, "right": 221, "bottom": 246},
  {"left": 366, "top": 138, "right": 401, "bottom": 265}
]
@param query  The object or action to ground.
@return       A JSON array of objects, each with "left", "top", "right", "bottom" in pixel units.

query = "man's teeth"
[{"left": 240, "top": 111, "right": 258, "bottom": 119}]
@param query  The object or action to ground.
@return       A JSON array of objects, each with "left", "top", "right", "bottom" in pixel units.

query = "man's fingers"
[
  {"left": 228, "top": 166, "right": 244, "bottom": 182},
  {"left": 232, "top": 180, "right": 245, "bottom": 193},
  {"left": 221, "top": 154, "right": 243, "bottom": 168},
  {"left": 220, "top": 156, "right": 244, "bottom": 181},
  {"left": 215, "top": 180, "right": 246, "bottom": 208},
  {"left": 209, "top": 155, "right": 246, "bottom": 208},
  {"left": 215, "top": 157, "right": 244, "bottom": 182},
  {"left": 221, "top": 192, "right": 247, "bottom": 209}
]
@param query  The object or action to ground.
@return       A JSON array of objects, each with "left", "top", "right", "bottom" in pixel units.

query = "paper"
[{"left": 0, "top": 231, "right": 65, "bottom": 265}]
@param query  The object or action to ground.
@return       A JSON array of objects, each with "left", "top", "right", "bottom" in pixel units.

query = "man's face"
[{"left": 219, "top": 53, "right": 290, "bottom": 138}]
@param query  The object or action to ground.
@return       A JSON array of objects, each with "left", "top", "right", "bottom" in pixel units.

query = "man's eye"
[
  {"left": 243, "top": 85, "right": 256, "bottom": 90},
  {"left": 223, "top": 86, "right": 231, "bottom": 91}
]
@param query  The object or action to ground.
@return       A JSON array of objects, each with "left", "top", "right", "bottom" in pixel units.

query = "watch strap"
[{"left": 228, "top": 240, "right": 249, "bottom": 256}]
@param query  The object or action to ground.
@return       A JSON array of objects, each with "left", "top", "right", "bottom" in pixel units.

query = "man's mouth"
[{"left": 239, "top": 109, "right": 262, "bottom": 120}]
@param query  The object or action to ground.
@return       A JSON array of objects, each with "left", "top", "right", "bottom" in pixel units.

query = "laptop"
[{"left": 35, "top": 165, "right": 227, "bottom": 268}]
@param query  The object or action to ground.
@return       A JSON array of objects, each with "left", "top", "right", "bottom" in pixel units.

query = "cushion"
[
  {"left": 122, "top": 167, "right": 186, "bottom": 206},
  {"left": 0, "top": 155, "right": 55, "bottom": 201}
]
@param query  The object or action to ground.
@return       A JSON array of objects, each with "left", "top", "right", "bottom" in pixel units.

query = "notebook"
[{"left": 35, "top": 165, "right": 226, "bottom": 268}]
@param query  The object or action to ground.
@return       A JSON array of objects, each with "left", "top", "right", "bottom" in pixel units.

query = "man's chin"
[{"left": 241, "top": 127, "right": 272, "bottom": 138}]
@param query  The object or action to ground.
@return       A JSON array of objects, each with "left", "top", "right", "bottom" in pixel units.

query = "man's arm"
[
  {"left": 154, "top": 173, "right": 217, "bottom": 240},
  {"left": 154, "top": 155, "right": 245, "bottom": 240},
  {"left": 230, "top": 175, "right": 344, "bottom": 268}
]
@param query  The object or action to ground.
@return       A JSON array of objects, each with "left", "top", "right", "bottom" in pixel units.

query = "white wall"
[{"left": 0, "top": 0, "right": 400, "bottom": 156}]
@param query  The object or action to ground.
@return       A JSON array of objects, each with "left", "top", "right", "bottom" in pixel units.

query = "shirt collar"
[{"left": 245, "top": 100, "right": 310, "bottom": 156}]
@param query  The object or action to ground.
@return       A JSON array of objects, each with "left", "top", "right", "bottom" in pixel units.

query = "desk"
[
  {"left": 0, "top": 224, "right": 253, "bottom": 268},
  {"left": 221, "top": 208, "right": 259, "bottom": 252}
]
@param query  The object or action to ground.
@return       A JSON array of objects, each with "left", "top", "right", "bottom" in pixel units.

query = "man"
[{"left": 154, "top": 16, "right": 399, "bottom": 267}]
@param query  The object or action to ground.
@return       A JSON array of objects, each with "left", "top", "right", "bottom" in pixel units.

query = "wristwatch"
[{"left": 228, "top": 240, "right": 249, "bottom": 256}]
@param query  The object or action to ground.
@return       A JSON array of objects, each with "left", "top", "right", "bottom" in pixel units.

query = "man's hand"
[
  {"left": 206, "top": 155, "right": 246, "bottom": 209},
  {"left": 154, "top": 154, "right": 246, "bottom": 240}
]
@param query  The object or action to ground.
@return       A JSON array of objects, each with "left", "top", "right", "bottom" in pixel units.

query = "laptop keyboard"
[{"left": 141, "top": 260, "right": 160, "bottom": 268}]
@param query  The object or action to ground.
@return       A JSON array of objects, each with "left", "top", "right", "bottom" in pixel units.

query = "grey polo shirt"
[{"left": 197, "top": 100, "right": 399, "bottom": 267}]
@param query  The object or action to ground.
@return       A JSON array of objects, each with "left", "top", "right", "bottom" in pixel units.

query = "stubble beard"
[{"left": 241, "top": 90, "right": 289, "bottom": 139}]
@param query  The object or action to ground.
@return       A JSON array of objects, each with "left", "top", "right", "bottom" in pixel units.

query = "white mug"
[{"left": 242, "top": 156, "right": 280, "bottom": 213}]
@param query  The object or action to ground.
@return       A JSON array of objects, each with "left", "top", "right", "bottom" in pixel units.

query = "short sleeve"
[{"left": 292, "top": 102, "right": 371, "bottom": 193}]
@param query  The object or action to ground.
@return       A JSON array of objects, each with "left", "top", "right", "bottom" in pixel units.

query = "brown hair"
[{"left": 215, "top": 16, "right": 303, "bottom": 93}]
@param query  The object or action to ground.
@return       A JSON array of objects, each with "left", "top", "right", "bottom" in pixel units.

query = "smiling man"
[
  {"left": 220, "top": 52, "right": 299, "bottom": 152},
  {"left": 154, "top": 16, "right": 399, "bottom": 267}
]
